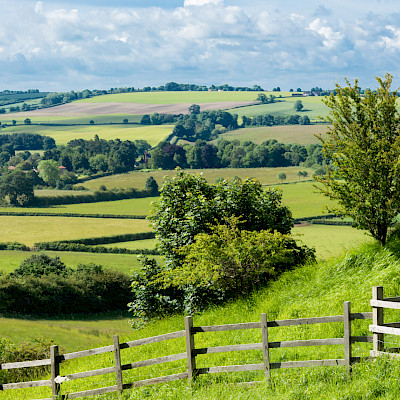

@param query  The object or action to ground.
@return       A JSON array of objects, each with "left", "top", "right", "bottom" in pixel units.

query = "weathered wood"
[
  {"left": 61, "top": 345, "right": 114, "bottom": 361},
  {"left": 122, "top": 330, "right": 185, "bottom": 349},
  {"left": 372, "top": 286, "right": 384, "bottom": 353},
  {"left": 192, "top": 322, "right": 261, "bottom": 333},
  {"left": 268, "top": 338, "right": 344, "bottom": 348},
  {"left": 197, "top": 363, "right": 264, "bottom": 374},
  {"left": 113, "top": 335, "right": 123, "bottom": 392},
  {"left": 64, "top": 366, "right": 116, "bottom": 380},
  {"left": 383, "top": 322, "right": 400, "bottom": 328},
  {"left": 66, "top": 385, "right": 118, "bottom": 399},
  {"left": 50, "top": 345, "right": 60, "bottom": 399},
  {"left": 2, "top": 379, "right": 51, "bottom": 390},
  {"left": 267, "top": 315, "right": 343, "bottom": 327},
  {"left": 343, "top": 301, "right": 352, "bottom": 374},
  {"left": 123, "top": 372, "right": 188, "bottom": 388},
  {"left": 122, "top": 353, "right": 187, "bottom": 370},
  {"left": 369, "top": 324, "right": 400, "bottom": 336},
  {"left": 383, "top": 296, "right": 400, "bottom": 302},
  {"left": 0, "top": 358, "right": 51, "bottom": 370},
  {"left": 370, "top": 350, "right": 400, "bottom": 359},
  {"left": 351, "top": 312, "right": 372, "bottom": 320},
  {"left": 185, "top": 316, "right": 196, "bottom": 384},
  {"left": 261, "top": 313, "right": 271, "bottom": 383},
  {"left": 351, "top": 336, "right": 373, "bottom": 343},
  {"left": 270, "top": 359, "right": 346, "bottom": 369},
  {"left": 195, "top": 343, "right": 262, "bottom": 355},
  {"left": 370, "top": 299, "right": 400, "bottom": 310}
]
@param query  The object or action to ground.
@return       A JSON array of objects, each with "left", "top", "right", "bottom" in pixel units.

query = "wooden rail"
[{"left": 1, "top": 303, "right": 374, "bottom": 399}]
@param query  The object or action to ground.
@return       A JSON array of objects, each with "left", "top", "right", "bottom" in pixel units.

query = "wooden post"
[
  {"left": 372, "top": 286, "right": 384, "bottom": 354},
  {"left": 343, "top": 301, "right": 352, "bottom": 375},
  {"left": 50, "top": 345, "right": 60, "bottom": 399},
  {"left": 261, "top": 313, "right": 271, "bottom": 383},
  {"left": 185, "top": 316, "right": 196, "bottom": 384},
  {"left": 113, "top": 335, "right": 124, "bottom": 392}
]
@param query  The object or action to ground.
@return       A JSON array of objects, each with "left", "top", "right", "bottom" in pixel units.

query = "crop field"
[
  {"left": 75, "top": 91, "right": 291, "bottom": 104},
  {"left": 1, "top": 124, "right": 173, "bottom": 146},
  {"left": 81, "top": 167, "right": 316, "bottom": 191},
  {"left": 217, "top": 124, "right": 329, "bottom": 145},
  {"left": 0, "top": 216, "right": 152, "bottom": 246},
  {"left": 101, "top": 238, "right": 158, "bottom": 250}
]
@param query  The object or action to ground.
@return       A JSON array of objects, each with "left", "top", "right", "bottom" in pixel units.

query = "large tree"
[
  {"left": 315, "top": 74, "right": 400, "bottom": 245},
  {"left": 0, "top": 170, "right": 34, "bottom": 206}
]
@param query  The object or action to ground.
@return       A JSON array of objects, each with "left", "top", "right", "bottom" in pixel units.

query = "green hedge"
[
  {"left": 32, "top": 188, "right": 155, "bottom": 206},
  {"left": 310, "top": 219, "right": 354, "bottom": 226},
  {"left": 0, "top": 211, "right": 146, "bottom": 219},
  {"left": 0, "top": 242, "right": 29, "bottom": 251}
]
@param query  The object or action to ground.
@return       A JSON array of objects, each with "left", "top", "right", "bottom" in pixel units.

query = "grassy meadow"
[
  {"left": 0, "top": 216, "right": 152, "bottom": 246},
  {"left": 217, "top": 124, "right": 329, "bottom": 145},
  {"left": 5, "top": 240, "right": 400, "bottom": 399},
  {"left": 0, "top": 124, "right": 173, "bottom": 146}
]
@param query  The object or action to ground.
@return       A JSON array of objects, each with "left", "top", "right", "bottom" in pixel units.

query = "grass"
[
  {"left": 80, "top": 167, "right": 316, "bottom": 191},
  {"left": 0, "top": 250, "right": 162, "bottom": 276},
  {"left": 217, "top": 124, "right": 329, "bottom": 145},
  {"left": 235, "top": 98, "right": 329, "bottom": 122},
  {"left": 101, "top": 238, "right": 158, "bottom": 250},
  {"left": 0, "top": 216, "right": 152, "bottom": 246},
  {"left": 0, "top": 124, "right": 173, "bottom": 146},
  {"left": 0, "top": 197, "right": 158, "bottom": 216},
  {"left": 6, "top": 239, "right": 400, "bottom": 399},
  {"left": 74, "top": 91, "right": 294, "bottom": 104}
]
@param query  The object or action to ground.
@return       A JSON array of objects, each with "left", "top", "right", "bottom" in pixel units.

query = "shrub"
[{"left": 13, "top": 254, "right": 71, "bottom": 277}]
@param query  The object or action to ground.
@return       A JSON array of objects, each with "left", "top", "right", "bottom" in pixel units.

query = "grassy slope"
[
  {"left": 8, "top": 240, "right": 400, "bottom": 400},
  {"left": 0, "top": 124, "right": 173, "bottom": 146},
  {"left": 217, "top": 124, "right": 329, "bottom": 145}
]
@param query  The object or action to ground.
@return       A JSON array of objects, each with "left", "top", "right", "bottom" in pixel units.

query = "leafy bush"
[
  {"left": 13, "top": 254, "right": 70, "bottom": 277},
  {"left": 0, "top": 338, "right": 54, "bottom": 384}
]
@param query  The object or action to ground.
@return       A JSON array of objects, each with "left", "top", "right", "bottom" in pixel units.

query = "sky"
[{"left": 1, "top": 0, "right": 400, "bottom": 91}]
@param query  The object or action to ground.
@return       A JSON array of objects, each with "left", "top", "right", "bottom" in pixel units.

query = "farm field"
[
  {"left": 235, "top": 97, "right": 328, "bottom": 122},
  {"left": 0, "top": 197, "right": 158, "bottom": 216},
  {"left": 0, "top": 124, "right": 173, "bottom": 146},
  {"left": 217, "top": 124, "right": 329, "bottom": 145},
  {"left": 80, "top": 167, "right": 316, "bottom": 191},
  {"left": 101, "top": 238, "right": 158, "bottom": 250},
  {"left": 0, "top": 216, "right": 152, "bottom": 246},
  {"left": 0, "top": 250, "right": 162, "bottom": 276}
]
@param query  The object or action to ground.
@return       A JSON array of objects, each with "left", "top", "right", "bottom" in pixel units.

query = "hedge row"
[
  {"left": 32, "top": 187, "right": 155, "bottom": 206},
  {"left": 0, "top": 242, "right": 29, "bottom": 251},
  {"left": 0, "top": 269, "right": 132, "bottom": 315},
  {"left": 34, "top": 241, "right": 160, "bottom": 255},
  {"left": 294, "top": 214, "right": 337, "bottom": 223},
  {"left": 0, "top": 211, "right": 146, "bottom": 219},
  {"left": 310, "top": 219, "right": 354, "bottom": 226}
]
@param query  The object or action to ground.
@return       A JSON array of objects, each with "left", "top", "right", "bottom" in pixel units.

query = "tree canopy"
[{"left": 316, "top": 73, "right": 400, "bottom": 245}]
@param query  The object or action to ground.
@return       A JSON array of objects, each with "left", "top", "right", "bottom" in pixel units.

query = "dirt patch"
[
  {"left": 294, "top": 221, "right": 311, "bottom": 227},
  {"left": 9, "top": 101, "right": 258, "bottom": 118}
]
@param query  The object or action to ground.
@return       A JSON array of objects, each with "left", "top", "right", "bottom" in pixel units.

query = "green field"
[
  {"left": 0, "top": 216, "right": 152, "bottom": 246},
  {"left": 0, "top": 250, "right": 162, "bottom": 275},
  {"left": 102, "top": 238, "right": 158, "bottom": 250},
  {"left": 235, "top": 97, "right": 329, "bottom": 122},
  {"left": 1, "top": 124, "right": 173, "bottom": 146},
  {"left": 0, "top": 197, "right": 158, "bottom": 216},
  {"left": 75, "top": 91, "right": 294, "bottom": 104},
  {"left": 81, "top": 167, "right": 316, "bottom": 191},
  {"left": 217, "top": 124, "right": 328, "bottom": 145}
]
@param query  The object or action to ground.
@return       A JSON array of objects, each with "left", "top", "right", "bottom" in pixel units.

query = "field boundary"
[
  {"left": 1, "top": 301, "right": 374, "bottom": 399},
  {"left": 0, "top": 211, "right": 146, "bottom": 219}
]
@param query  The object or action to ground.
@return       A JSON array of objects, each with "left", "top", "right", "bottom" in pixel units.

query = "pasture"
[
  {"left": 0, "top": 216, "right": 152, "bottom": 246},
  {"left": 217, "top": 124, "right": 329, "bottom": 145},
  {"left": 80, "top": 167, "right": 316, "bottom": 191},
  {"left": 0, "top": 124, "right": 173, "bottom": 146}
]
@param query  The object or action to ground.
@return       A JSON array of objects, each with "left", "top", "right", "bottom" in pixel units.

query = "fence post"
[
  {"left": 50, "top": 345, "right": 60, "bottom": 400},
  {"left": 113, "top": 335, "right": 124, "bottom": 392},
  {"left": 372, "top": 286, "right": 384, "bottom": 355},
  {"left": 185, "top": 316, "right": 196, "bottom": 384},
  {"left": 343, "top": 301, "right": 352, "bottom": 375},
  {"left": 261, "top": 313, "right": 271, "bottom": 383}
]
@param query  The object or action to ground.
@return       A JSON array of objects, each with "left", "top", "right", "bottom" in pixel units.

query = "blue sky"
[{"left": 1, "top": 0, "right": 400, "bottom": 91}]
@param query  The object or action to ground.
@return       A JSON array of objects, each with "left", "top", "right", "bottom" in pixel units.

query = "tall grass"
[{"left": 5, "top": 239, "right": 400, "bottom": 399}]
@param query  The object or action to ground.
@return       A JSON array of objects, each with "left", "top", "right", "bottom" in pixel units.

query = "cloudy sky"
[{"left": 1, "top": 0, "right": 400, "bottom": 91}]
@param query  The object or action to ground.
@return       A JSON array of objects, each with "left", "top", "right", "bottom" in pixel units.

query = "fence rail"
[{"left": 1, "top": 302, "right": 374, "bottom": 399}]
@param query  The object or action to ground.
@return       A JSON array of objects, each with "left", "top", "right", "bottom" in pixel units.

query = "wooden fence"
[
  {"left": 1, "top": 301, "right": 373, "bottom": 400},
  {"left": 369, "top": 285, "right": 400, "bottom": 357}
]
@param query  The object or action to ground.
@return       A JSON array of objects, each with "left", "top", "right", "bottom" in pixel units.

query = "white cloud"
[{"left": 184, "top": 0, "right": 223, "bottom": 6}]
